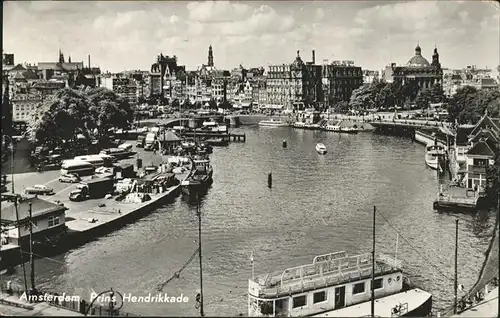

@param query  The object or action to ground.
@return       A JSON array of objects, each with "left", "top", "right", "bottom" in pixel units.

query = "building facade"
[
  {"left": 322, "top": 61, "right": 363, "bottom": 106},
  {"left": 384, "top": 44, "right": 443, "bottom": 99}
]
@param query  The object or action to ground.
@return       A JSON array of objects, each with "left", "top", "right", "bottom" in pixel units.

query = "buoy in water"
[
  {"left": 267, "top": 172, "right": 272, "bottom": 188},
  {"left": 282, "top": 140, "right": 287, "bottom": 148}
]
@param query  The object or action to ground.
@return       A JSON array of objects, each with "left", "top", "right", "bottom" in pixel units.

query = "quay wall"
[
  {"left": 66, "top": 185, "right": 182, "bottom": 245},
  {"left": 415, "top": 130, "right": 446, "bottom": 147}
]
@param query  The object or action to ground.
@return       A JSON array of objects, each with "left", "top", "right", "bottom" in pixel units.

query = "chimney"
[
  {"left": 312, "top": 50, "right": 316, "bottom": 64},
  {"left": 88, "top": 54, "right": 91, "bottom": 69}
]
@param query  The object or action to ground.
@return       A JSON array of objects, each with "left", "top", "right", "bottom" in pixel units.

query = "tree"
[
  {"left": 208, "top": 98, "right": 217, "bottom": 109},
  {"left": 485, "top": 150, "right": 500, "bottom": 207},
  {"left": 375, "top": 84, "right": 395, "bottom": 109},
  {"left": 181, "top": 99, "right": 192, "bottom": 110},
  {"left": 430, "top": 83, "right": 445, "bottom": 104},
  {"left": 349, "top": 84, "right": 373, "bottom": 110},
  {"left": 333, "top": 101, "right": 350, "bottom": 113},
  {"left": 475, "top": 89, "right": 500, "bottom": 118},
  {"left": 85, "top": 87, "right": 133, "bottom": 138},
  {"left": 27, "top": 88, "right": 94, "bottom": 148},
  {"left": 415, "top": 89, "right": 431, "bottom": 110},
  {"left": 447, "top": 86, "right": 479, "bottom": 124},
  {"left": 171, "top": 99, "right": 180, "bottom": 109}
]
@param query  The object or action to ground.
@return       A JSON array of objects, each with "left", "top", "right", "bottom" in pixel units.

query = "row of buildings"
[
  {"left": 2, "top": 51, "right": 101, "bottom": 124},
  {"left": 4, "top": 45, "right": 499, "bottom": 125}
]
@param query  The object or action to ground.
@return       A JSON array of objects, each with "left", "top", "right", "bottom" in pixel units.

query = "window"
[
  {"left": 371, "top": 278, "right": 384, "bottom": 290},
  {"left": 48, "top": 215, "right": 60, "bottom": 227},
  {"left": 353, "top": 282, "right": 365, "bottom": 294},
  {"left": 313, "top": 291, "right": 327, "bottom": 303},
  {"left": 292, "top": 295, "right": 307, "bottom": 308}
]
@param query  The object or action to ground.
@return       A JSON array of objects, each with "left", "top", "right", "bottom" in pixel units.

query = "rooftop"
[{"left": 1, "top": 197, "right": 67, "bottom": 223}]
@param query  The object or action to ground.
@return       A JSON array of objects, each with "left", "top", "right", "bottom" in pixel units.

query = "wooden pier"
[
  {"left": 181, "top": 131, "right": 246, "bottom": 142},
  {"left": 433, "top": 188, "right": 479, "bottom": 212}
]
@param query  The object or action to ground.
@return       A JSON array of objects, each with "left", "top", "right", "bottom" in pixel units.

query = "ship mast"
[
  {"left": 371, "top": 206, "right": 376, "bottom": 318},
  {"left": 196, "top": 192, "right": 205, "bottom": 316}
]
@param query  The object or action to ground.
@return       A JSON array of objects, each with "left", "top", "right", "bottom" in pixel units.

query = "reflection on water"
[{"left": 1, "top": 127, "right": 496, "bottom": 316}]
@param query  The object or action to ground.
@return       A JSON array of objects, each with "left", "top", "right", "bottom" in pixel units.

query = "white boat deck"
[
  {"left": 311, "top": 288, "right": 432, "bottom": 317},
  {"left": 251, "top": 253, "right": 401, "bottom": 298}
]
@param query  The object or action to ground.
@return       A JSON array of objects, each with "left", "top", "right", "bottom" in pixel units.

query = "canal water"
[{"left": 3, "top": 127, "right": 496, "bottom": 316}]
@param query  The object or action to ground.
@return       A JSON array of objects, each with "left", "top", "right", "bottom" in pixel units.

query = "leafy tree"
[
  {"left": 475, "top": 89, "right": 500, "bottom": 118},
  {"left": 430, "top": 83, "right": 445, "bottom": 104},
  {"left": 171, "top": 99, "right": 180, "bottom": 109},
  {"left": 208, "top": 98, "right": 218, "bottom": 109},
  {"left": 415, "top": 89, "right": 431, "bottom": 109},
  {"left": 447, "top": 86, "right": 479, "bottom": 124},
  {"left": 85, "top": 87, "right": 133, "bottom": 138},
  {"left": 181, "top": 99, "right": 192, "bottom": 110},
  {"left": 349, "top": 84, "right": 373, "bottom": 110},
  {"left": 27, "top": 88, "right": 94, "bottom": 147},
  {"left": 375, "top": 84, "right": 395, "bottom": 109},
  {"left": 333, "top": 101, "right": 350, "bottom": 113}
]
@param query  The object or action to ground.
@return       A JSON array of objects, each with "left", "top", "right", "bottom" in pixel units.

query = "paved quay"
[
  {"left": 451, "top": 287, "right": 498, "bottom": 318},
  {"left": 4, "top": 143, "right": 192, "bottom": 241},
  {"left": 0, "top": 293, "right": 83, "bottom": 316}
]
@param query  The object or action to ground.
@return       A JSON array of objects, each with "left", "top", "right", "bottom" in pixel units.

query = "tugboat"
[
  {"left": 181, "top": 157, "right": 213, "bottom": 196},
  {"left": 425, "top": 143, "right": 446, "bottom": 171}
]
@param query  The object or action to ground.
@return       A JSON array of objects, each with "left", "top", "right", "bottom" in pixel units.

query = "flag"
[{"left": 249, "top": 250, "right": 254, "bottom": 263}]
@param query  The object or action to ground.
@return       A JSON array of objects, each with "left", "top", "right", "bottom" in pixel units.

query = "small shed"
[
  {"left": 113, "top": 163, "right": 135, "bottom": 179},
  {"left": 158, "top": 131, "right": 182, "bottom": 153}
]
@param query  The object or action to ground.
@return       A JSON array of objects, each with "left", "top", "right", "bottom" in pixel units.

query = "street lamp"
[{"left": 2, "top": 135, "right": 15, "bottom": 194}]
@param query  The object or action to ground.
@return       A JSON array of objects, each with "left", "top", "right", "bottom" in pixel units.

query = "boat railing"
[{"left": 252, "top": 253, "right": 402, "bottom": 297}]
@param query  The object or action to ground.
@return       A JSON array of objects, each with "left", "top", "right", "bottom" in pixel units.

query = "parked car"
[
  {"left": 59, "top": 174, "right": 80, "bottom": 183},
  {"left": 25, "top": 185, "right": 55, "bottom": 195}
]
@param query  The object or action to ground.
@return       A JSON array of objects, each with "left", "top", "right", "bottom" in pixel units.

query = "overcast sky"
[{"left": 3, "top": 1, "right": 499, "bottom": 72}]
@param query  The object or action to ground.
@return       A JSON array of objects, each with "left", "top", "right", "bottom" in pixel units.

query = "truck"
[
  {"left": 69, "top": 177, "right": 114, "bottom": 201},
  {"left": 144, "top": 133, "right": 157, "bottom": 151}
]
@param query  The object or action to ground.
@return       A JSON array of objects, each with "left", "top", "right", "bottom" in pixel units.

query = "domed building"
[
  {"left": 266, "top": 50, "right": 324, "bottom": 111},
  {"left": 384, "top": 44, "right": 443, "bottom": 99}
]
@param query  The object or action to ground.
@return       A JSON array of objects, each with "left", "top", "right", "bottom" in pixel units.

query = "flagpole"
[{"left": 250, "top": 250, "right": 255, "bottom": 280}]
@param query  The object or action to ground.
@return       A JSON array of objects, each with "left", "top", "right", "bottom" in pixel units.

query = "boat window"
[
  {"left": 275, "top": 298, "right": 289, "bottom": 316},
  {"left": 353, "top": 282, "right": 365, "bottom": 294},
  {"left": 292, "top": 295, "right": 307, "bottom": 308},
  {"left": 259, "top": 300, "right": 274, "bottom": 315},
  {"left": 313, "top": 291, "right": 327, "bottom": 303},
  {"left": 371, "top": 278, "right": 384, "bottom": 290}
]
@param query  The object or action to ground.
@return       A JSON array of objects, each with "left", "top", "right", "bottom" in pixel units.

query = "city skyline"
[{"left": 3, "top": 0, "right": 500, "bottom": 72}]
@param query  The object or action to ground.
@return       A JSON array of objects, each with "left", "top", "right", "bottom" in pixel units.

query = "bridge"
[
  {"left": 139, "top": 115, "right": 226, "bottom": 128},
  {"left": 369, "top": 119, "right": 451, "bottom": 130}
]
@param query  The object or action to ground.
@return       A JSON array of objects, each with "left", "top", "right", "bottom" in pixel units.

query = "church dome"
[{"left": 407, "top": 44, "right": 431, "bottom": 67}]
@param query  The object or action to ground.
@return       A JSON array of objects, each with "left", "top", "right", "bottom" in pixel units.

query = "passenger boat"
[
  {"left": 323, "top": 125, "right": 358, "bottom": 134},
  {"left": 181, "top": 158, "right": 213, "bottom": 196},
  {"left": 425, "top": 143, "right": 446, "bottom": 171},
  {"left": 315, "top": 143, "right": 327, "bottom": 155},
  {"left": 248, "top": 252, "right": 432, "bottom": 317},
  {"left": 293, "top": 122, "right": 307, "bottom": 129},
  {"left": 324, "top": 125, "right": 340, "bottom": 132},
  {"left": 259, "top": 119, "right": 289, "bottom": 127},
  {"left": 340, "top": 127, "right": 359, "bottom": 134},
  {"left": 205, "top": 138, "right": 229, "bottom": 146}
]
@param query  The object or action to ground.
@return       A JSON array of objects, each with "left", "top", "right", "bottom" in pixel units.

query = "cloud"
[
  {"left": 314, "top": 8, "right": 325, "bottom": 21},
  {"left": 169, "top": 15, "right": 179, "bottom": 24},
  {"left": 186, "top": 1, "right": 251, "bottom": 22}
]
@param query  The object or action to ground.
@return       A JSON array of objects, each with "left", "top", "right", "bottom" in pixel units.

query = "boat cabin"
[
  {"left": 193, "top": 159, "right": 211, "bottom": 173},
  {"left": 248, "top": 252, "right": 404, "bottom": 317}
]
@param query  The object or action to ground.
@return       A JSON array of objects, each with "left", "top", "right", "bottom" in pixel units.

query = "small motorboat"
[{"left": 315, "top": 143, "right": 327, "bottom": 155}]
